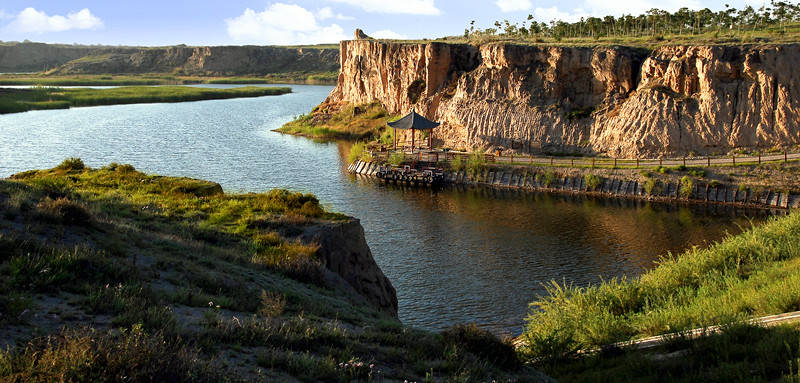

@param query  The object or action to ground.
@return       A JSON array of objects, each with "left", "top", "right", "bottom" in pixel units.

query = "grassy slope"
[
  {"left": 521, "top": 210, "right": 800, "bottom": 381},
  {"left": 277, "top": 101, "right": 398, "bottom": 141},
  {"left": 0, "top": 86, "right": 291, "bottom": 114},
  {"left": 0, "top": 159, "right": 541, "bottom": 382}
]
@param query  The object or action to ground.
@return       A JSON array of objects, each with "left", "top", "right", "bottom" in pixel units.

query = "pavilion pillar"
[
  {"left": 411, "top": 128, "right": 415, "bottom": 151},
  {"left": 393, "top": 128, "right": 396, "bottom": 150}
]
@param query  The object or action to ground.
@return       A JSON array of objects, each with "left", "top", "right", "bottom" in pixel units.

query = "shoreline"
[{"left": 349, "top": 159, "right": 799, "bottom": 210}]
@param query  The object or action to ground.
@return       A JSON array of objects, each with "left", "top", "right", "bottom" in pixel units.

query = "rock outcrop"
[
  {"left": 0, "top": 42, "right": 98, "bottom": 72},
  {"left": 301, "top": 218, "right": 398, "bottom": 317},
  {"left": 321, "top": 40, "right": 800, "bottom": 158}
]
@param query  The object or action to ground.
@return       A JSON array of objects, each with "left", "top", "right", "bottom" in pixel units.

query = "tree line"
[{"left": 466, "top": 1, "right": 800, "bottom": 40}]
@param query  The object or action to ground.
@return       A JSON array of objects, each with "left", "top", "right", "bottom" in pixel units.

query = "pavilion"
[{"left": 387, "top": 110, "right": 440, "bottom": 150}]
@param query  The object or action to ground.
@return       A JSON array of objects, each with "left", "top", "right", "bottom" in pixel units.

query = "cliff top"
[{"left": 355, "top": 21, "right": 800, "bottom": 50}]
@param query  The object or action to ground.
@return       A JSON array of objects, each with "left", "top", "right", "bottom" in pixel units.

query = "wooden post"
[
  {"left": 393, "top": 128, "right": 396, "bottom": 150},
  {"left": 733, "top": 155, "right": 736, "bottom": 166},
  {"left": 411, "top": 128, "right": 415, "bottom": 151},
  {"left": 530, "top": 155, "right": 533, "bottom": 165},
  {"left": 636, "top": 158, "right": 639, "bottom": 168},
  {"left": 550, "top": 157, "right": 553, "bottom": 166},
  {"left": 614, "top": 158, "right": 617, "bottom": 168},
  {"left": 707, "top": 157, "right": 710, "bottom": 166},
  {"left": 571, "top": 157, "right": 574, "bottom": 167},
  {"left": 683, "top": 157, "right": 686, "bottom": 166},
  {"left": 785, "top": 151, "right": 788, "bottom": 163},
  {"left": 511, "top": 153, "right": 514, "bottom": 164},
  {"left": 659, "top": 158, "right": 662, "bottom": 167},
  {"left": 592, "top": 157, "right": 595, "bottom": 168},
  {"left": 758, "top": 154, "right": 761, "bottom": 164}
]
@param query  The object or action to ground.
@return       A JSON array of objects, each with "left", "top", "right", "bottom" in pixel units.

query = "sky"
[{"left": 0, "top": 0, "right": 768, "bottom": 47}]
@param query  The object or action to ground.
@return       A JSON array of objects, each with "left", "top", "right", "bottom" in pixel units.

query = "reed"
[{"left": 0, "top": 86, "right": 290, "bottom": 114}]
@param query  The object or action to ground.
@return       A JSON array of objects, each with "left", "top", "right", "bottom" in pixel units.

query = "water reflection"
[{"left": 347, "top": 175, "right": 771, "bottom": 335}]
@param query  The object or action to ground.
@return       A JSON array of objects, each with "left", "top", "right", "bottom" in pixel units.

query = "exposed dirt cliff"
[
  {"left": 301, "top": 218, "right": 398, "bottom": 316},
  {"left": 47, "top": 45, "right": 340, "bottom": 76},
  {"left": 0, "top": 43, "right": 99, "bottom": 72},
  {"left": 321, "top": 40, "right": 800, "bottom": 158}
]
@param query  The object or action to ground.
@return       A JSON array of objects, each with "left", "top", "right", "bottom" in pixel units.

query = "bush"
[
  {"left": 388, "top": 151, "right": 405, "bottom": 166},
  {"left": 348, "top": 142, "right": 367, "bottom": 163},
  {"left": 584, "top": 174, "right": 602, "bottom": 191},
  {"left": 441, "top": 323, "right": 518, "bottom": 369},
  {"left": 36, "top": 197, "right": 92, "bottom": 226},
  {"left": 644, "top": 178, "right": 661, "bottom": 195},
  {"left": 542, "top": 171, "right": 556, "bottom": 188},
  {"left": 680, "top": 175, "right": 694, "bottom": 198},
  {"left": 55, "top": 157, "right": 85, "bottom": 172},
  {"left": 466, "top": 151, "right": 485, "bottom": 178},
  {"left": 450, "top": 154, "right": 463, "bottom": 171}
]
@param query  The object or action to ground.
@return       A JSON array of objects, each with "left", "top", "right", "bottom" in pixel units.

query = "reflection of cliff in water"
[{"left": 350, "top": 174, "right": 772, "bottom": 335}]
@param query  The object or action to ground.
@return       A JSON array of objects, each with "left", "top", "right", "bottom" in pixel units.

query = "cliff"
[
  {"left": 46, "top": 45, "right": 340, "bottom": 76},
  {"left": 0, "top": 42, "right": 99, "bottom": 72},
  {"left": 301, "top": 219, "right": 398, "bottom": 316},
  {"left": 321, "top": 40, "right": 800, "bottom": 158}
]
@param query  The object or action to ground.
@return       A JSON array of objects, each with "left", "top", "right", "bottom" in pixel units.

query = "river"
[{"left": 0, "top": 84, "right": 768, "bottom": 335}]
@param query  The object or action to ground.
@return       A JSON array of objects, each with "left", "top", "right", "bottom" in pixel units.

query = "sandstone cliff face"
[
  {"left": 48, "top": 45, "right": 340, "bottom": 76},
  {"left": 323, "top": 40, "right": 800, "bottom": 158},
  {"left": 301, "top": 218, "right": 398, "bottom": 317},
  {"left": 0, "top": 43, "right": 98, "bottom": 72}
]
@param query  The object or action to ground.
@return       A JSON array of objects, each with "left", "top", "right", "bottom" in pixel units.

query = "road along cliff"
[{"left": 318, "top": 40, "right": 800, "bottom": 158}]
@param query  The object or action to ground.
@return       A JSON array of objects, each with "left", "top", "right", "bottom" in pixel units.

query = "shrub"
[
  {"left": 466, "top": 151, "right": 485, "bottom": 178},
  {"left": 542, "top": 171, "right": 556, "bottom": 188},
  {"left": 35, "top": 197, "right": 92, "bottom": 226},
  {"left": 450, "top": 154, "right": 463, "bottom": 171},
  {"left": 639, "top": 170, "right": 652, "bottom": 178},
  {"left": 688, "top": 168, "right": 706, "bottom": 178},
  {"left": 680, "top": 175, "right": 694, "bottom": 198},
  {"left": 644, "top": 178, "right": 661, "bottom": 196},
  {"left": 55, "top": 157, "right": 85, "bottom": 172},
  {"left": 584, "top": 174, "right": 602, "bottom": 191},
  {"left": 348, "top": 142, "right": 367, "bottom": 163},
  {"left": 441, "top": 323, "right": 518, "bottom": 369},
  {"left": 710, "top": 180, "right": 721, "bottom": 188},
  {"left": 388, "top": 151, "right": 405, "bottom": 166}
]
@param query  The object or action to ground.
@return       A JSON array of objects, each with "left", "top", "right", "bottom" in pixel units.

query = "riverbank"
[
  {"left": 0, "top": 73, "right": 338, "bottom": 86},
  {"left": 0, "top": 86, "right": 291, "bottom": 114},
  {"left": 0, "top": 159, "right": 547, "bottom": 382},
  {"left": 349, "top": 158, "right": 800, "bottom": 210},
  {"left": 521, "top": 210, "right": 800, "bottom": 381}
]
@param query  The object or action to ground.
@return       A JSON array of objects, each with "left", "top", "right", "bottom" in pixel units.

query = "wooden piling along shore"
[{"left": 348, "top": 160, "right": 800, "bottom": 209}]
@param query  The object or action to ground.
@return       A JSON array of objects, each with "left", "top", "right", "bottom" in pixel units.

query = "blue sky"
[{"left": 0, "top": 0, "right": 766, "bottom": 46}]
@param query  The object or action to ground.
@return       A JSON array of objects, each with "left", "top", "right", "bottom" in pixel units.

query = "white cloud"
[
  {"left": 328, "top": 0, "right": 441, "bottom": 15},
  {"left": 532, "top": 6, "right": 587, "bottom": 23},
  {"left": 496, "top": 0, "right": 532, "bottom": 13},
  {"left": 316, "top": 7, "right": 354, "bottom": 20},
  {"left": 0, "top": 10, "right": 13, "bottom": 20},
  {"left": 226, "top": 4, "right": 348, "bottom": 45},
  {"left": 370, "top": 29, "right": 408, "bottom": 39},
  {"left": 7, "top": 7, "right": 103, "bottom": 33},
  {"left": 581, "top": 0, "right": 702, "bottom": 17}
]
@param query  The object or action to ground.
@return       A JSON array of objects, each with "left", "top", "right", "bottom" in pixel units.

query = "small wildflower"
[
  {"left": 370, "top": 364, "right": 374, "bottom": 369},
  {"left": 208, "top": 301, "right": 213, "bottom": 307},
  {"left": 105, "top": 284, "right": 110, "bottom": 289}
]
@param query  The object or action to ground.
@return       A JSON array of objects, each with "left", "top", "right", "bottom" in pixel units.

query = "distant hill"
[{"left": 0, "top": 42, "right": 340, "bottom": 78}]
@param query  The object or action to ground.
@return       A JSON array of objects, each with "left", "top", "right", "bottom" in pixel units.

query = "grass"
[
  {"left": 0, "top": 159, "right": 538, "bottom": 382},
  {"left": 277, "top": 101, "right": 397, "bottom": 140},
  {"left": 541, "top": 322, "right": 800, "bottom": 383},
  {"left": 0, "top": 86, "right": 291, "bottom": 114},
  {"left": 0, "top": 73, "right": 337, "bottom": 86},
  {"left": 521, "top": 211, "right": 800, "bottom": 357}
]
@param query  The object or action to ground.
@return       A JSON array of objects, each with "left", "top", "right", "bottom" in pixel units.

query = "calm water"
[{"left": 0, "top": 85, "right": 769, "bottom": 335}]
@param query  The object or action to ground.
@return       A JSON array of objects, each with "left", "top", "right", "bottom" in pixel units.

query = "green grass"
[
  {"left": 0, "top": 86, "right": 291, "bottom": 114},
  {"left": 0, "top": 159, "right": 538, "bottom": 382},
  {"left": 0, "top": 73, "right": 337, "bottom": 86},
  {"left": 522, "top": 211, "right": 800, "bottom": 357},
  {"left": 277, "top": 101, "right": 397, "bottom": 140}
]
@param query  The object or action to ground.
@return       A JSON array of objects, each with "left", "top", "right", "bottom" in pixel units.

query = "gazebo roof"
[{"left": 387, "top": 110, "right": 440, "bottom": 130}]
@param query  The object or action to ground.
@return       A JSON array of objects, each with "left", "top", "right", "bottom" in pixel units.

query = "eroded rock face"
[
  {"left": 322, "top": 40, "right": 800, "bottom": 157},
  {"left": 47, "top": 45, "right": 340, "bottom": 76},
  {"left": 301, "top": 218, "right": 398, "bottom": 317}
]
